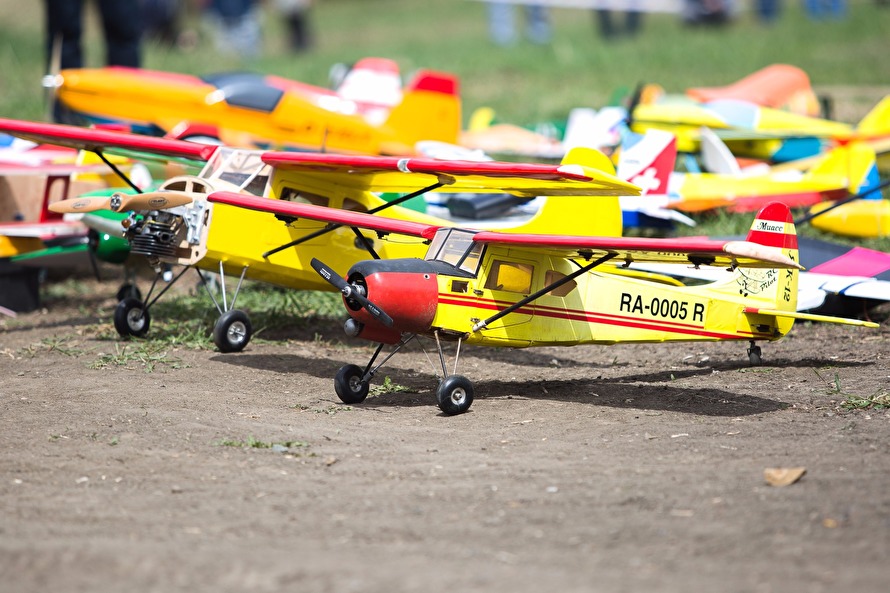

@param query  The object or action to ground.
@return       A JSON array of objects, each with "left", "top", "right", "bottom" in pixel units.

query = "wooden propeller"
[{"left": 49, "top": 191, "right": 197, "bottom": 214}]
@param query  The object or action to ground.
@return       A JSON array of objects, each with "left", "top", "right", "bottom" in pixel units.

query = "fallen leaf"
[{"left": 764, "top": 467, "right": 806, "bottom": 487}]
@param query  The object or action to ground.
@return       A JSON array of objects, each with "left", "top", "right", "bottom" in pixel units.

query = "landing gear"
[
  {"left": 436, "top": 375, "right": 474, "bottom": 415},
  {"left": 115, "top": 283, "right": 142, "bottom": 302},
  {"left": 199, "top": 263, "right": 252, "bottom": 353},
  {"left": 114, "top": 297, "right": 151, "bottom": 337},
  {"left": 213, "top": 309, "right": 252, "bottom": 353},
  {"left": 333, "top": 332, "right": 476, "bottom": 415},
  {"left": 334, "top": 364, "right": 370, "bottom": 404},
  {"left": 747, "top": 341, "right": 762, "bottom": 365},
  {"left": 112, "top": 266, "right": 190, "bottom": 339},
  {"left": 109, "top": 262, "right": 254, "bottom": 354}
]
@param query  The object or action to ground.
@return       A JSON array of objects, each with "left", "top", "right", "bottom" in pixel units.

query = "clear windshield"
[
  {"left": 425, "top": 228, "right": 484, "bottom": 275},
  {"left": 200, "top": 148, "right": 271, "bottom": 195}
]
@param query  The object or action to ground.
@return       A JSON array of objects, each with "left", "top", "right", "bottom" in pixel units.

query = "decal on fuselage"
[
  {"left": 619, "top": 293, "right": 705, "bottom": 323},
  {"left": 735, "top": 268, "right": 777, "bottom": 297}
]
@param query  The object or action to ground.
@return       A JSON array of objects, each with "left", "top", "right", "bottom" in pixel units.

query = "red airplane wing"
[
  {"left": 262, "top": 152, "right": 639, "bottom": 196},
  {"left": 208, "top": 191, "right": 441, "bottom": 239},
  {"left": 0, "top": 118, "right": 218, "bottom": 162},
  {"left": 470, "top": 231, "right": 801, "bottom": 269}
]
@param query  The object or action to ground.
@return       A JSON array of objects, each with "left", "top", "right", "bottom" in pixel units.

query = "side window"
[
  {"left": 342, "top": 197, "right": 367, "bottom": 213},
  {"left": 279, "top": 187, "right": 329, "bottom": 207},
  {"left": 484, "top": 260, "right": 534, "bottom": 294},
  {"left": 545, "top": 270, "right": 576, "bottom": 297}
]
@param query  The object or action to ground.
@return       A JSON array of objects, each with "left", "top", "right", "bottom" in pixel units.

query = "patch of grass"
[
  {"left": 812, "top": 368, "right": 890, "bottom": 410},
  {"left": 215, "top": 436, "right": 310, "bottom": 450},
  {"left": 89, "top": 342, "right": 188, "bottom": 372},
  {"left": 39, "top": 336, "right": 85, "bottom": 356},
  {"left": 842, "top": 392, "right": 890, "bottom": 411},
  {"left": 369, "top": 375, "right": 414, "bottom": 396}
]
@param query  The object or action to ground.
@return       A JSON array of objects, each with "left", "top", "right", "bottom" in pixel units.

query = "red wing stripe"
[{"left": 438, "top": 294, "right": 770, "bottom": 340}]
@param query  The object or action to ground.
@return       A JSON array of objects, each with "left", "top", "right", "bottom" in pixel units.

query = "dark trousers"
[{"left": 45, "top": 0, "right": 142, "bottom": 70}]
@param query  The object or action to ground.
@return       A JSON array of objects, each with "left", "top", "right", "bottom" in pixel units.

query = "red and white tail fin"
[
  {"left": 336, "top": 57, "right": 403, "bottom": 109},
  {"left": 740, "top": 203, "right": 878, "bottom": 327},
  {"left": 617, "top": 129, "right": 675, "bottom": 195},
  {"left": 616, "top": 130, "right": 694, "bottom": 225}
]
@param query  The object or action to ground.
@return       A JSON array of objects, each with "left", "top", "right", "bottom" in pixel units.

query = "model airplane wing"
[
  {"left": 262, "top": 152, "right": 638, "bottom": 197},
  {"left": 0, "top": 220, "right": 85, "bottom": 239},
  {"left": 470, "top": 231, "right": 800, "bottom": 269},
  {"left": 0, "top": 118, "right": 218, "bottom": 164},
  {"left": 210, "top": 191, "right": 798, "bottom": 270},
  {"left": 208, "top": 191, "right": 441, "bottom": 239}
]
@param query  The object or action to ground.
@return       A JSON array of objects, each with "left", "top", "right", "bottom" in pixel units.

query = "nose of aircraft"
[{"left": 346, "top": 260, "right": 439, "bottom": 334}]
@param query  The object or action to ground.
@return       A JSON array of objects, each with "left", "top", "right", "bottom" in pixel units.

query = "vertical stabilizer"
[
  {"left": 505, "top": 146, "right": 623, "bottom": 237},
  {"left": 743, "top": 202, "right": 799, "bottom": 314},
  {"left": 383, "top": 71, "right": 461, "bottom": 150}
]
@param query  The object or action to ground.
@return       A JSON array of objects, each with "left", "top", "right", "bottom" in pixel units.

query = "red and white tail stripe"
[{"left": 746, "top": 202, "right": 798, "bottom": 250}]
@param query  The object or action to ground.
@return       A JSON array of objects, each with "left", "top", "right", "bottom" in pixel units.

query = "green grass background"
[
  {"left": 3, "top": 0, "right": 889, "bottom": 124},
  {"left": 1, "top": 0, "right": 888, "bottom": 253},
  {"left": 2, "top": 0, "right": 889, "bottom": 342}
]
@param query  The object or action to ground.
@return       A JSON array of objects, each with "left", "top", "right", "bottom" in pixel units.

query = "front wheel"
[
  {"left": 213, "top": 309, "right": 252, "bottom": 353},
  {"left": 113, "top": 297, "right": 151, "bottom": 338},
  {"left": 116, "top": 283, "right": 142, "bottom": 302},
  {"left": 436, "top": 375, "right": 474, "bottom": 415},
  {"left": 334, "top": 364, "right": 370, "bottom": 404}
]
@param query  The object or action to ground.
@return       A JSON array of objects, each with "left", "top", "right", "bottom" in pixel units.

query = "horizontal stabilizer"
[{"left": 743, "top": 307, "right": 879, "bottom": 328}]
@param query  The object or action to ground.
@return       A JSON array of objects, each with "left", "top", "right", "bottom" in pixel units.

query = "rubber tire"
[
  {"left": 334, "top": 364, "right": 370, "bottom": 404},
  {"left": 213, "top": 309, "right": 252, "bottom": 353},
  {"left": 116, "top": 283, "right": 142, "bottom": 302},
  {"left": 113, "top": 297, "right": 151, "bottom": 338},
  {"left": 436, "top": 375, "right": 474, "bottom": 416},
  {"left": 747, "top": 344, "right": 763, "bottom": 366}
]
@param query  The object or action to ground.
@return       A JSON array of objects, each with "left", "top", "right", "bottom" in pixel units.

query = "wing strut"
[
  {"left": 350, "top": 226, "right": 380, "bottom": 259},
  {"left": 261, "top": 181, "right": 445, "bottom": 259},
  {"left": 96, "top": 150, "right": 143, "bottom": 194},
  {"left": 472, "top": 252, "right": 617, "bottom": 332}
]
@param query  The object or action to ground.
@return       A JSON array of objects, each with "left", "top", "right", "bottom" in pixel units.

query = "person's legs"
[
  {"left": 488, "top": 2, "right": 516, "bottom": 45},
  {"left": 97, "top": 0, "right": 142, "bottom": 67},
  {"left": 45, "top": 0, "right": 85, "bottom": 70},
  {"left": 524, "top": 4, "right": 550, "bottom": 44}
]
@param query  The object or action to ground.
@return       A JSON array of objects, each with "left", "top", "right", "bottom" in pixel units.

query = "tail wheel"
[
  {"left": 436, "top": 375, "right": 474, "bottom": 415},
  {"left": 114, "top": 297, "right": 151, "bottom": 338},
  {"left": 213, "top": 309, "right": 252, "bottom": 353},
  {"left": 747, "top": 343, "right": 763, "bottom": 366},
  {"left": 334, "top": 364, "right": 370, "bottom": 404}
]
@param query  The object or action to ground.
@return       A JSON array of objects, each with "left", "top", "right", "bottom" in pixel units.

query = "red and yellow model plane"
[
  {"left": 205, "top": 193, "right": 878, "bottom": 415},
  {"left": 0, "top": 117, "right": 638, "bottom": 352},
  {"left": 47, "top": 60, "right": 461, "bottom": 156}
]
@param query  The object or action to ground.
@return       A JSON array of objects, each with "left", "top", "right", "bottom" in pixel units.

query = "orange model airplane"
[
  {"left": 48, "top": 60, "right": 461, "bottom": 156},
  {"left": 206, "top": 192, "right": 878, "bottom": 415}
]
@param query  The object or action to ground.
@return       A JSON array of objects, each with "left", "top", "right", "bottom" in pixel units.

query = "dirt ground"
[{"left": 1, "top": 277, "right": 889, "bottom": 593}]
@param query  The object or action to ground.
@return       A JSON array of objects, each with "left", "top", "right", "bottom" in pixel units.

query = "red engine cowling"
[{"left": 347, "top": 269, "right": 438, "bottom": 334}]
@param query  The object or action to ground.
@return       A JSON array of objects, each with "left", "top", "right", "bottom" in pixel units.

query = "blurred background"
[{"left": 2, "top": 0, "right": 888, "bottom": 127}]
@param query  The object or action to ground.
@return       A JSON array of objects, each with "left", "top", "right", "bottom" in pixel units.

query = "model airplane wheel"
[
  {"left": 747, "top": 343, "right": 763, "bottom": 366},
  {"left": 116, "top": 283, "right": 142, "bottom": 302},
  {"left": 436, "top": 375, "right": 474, "bottom": 416},
  {"left": 114, "top": 297, "right": 151, "bottom": 338},
  {"left": 334, "top": 364, "right": 370, "bottom": 404},
  {"left": 213, "top": 309, "right": 252, "bottom": 353}
]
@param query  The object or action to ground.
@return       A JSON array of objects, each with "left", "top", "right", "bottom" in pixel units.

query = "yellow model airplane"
[
  {"left": 204, "top": 194, "right": 878, "bottom": 415},
  {"left": 0, "top": 118, "right": 637, "bottom": 351},
  {"left": 631, "top": 94, "right": 890, "bottom": 163},
  {"left": 48, "top": 63, "right": 461, "bottom": 156}
]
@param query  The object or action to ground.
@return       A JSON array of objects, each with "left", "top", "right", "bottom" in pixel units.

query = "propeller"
[
  {"left": 310, "top": 258, "right": 393, "bottom": 327},
  {"left": 49, "top": 191, "right": 196, "bottom": 214}
]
